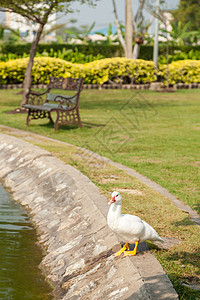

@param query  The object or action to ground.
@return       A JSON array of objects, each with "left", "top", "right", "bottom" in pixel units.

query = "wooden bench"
[{"left": 22, "top": 77, "right": 84, "bottom": 130}]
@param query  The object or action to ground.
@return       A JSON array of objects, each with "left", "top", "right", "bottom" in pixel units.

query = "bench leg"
[
  {"left": 25, "top": 109, "right": 52, "bottom": 126},
  {"left": 54, "top": 109, "right": 82, "bottom": 130},
  {"left": 48, "top": 112, "right": 54, "bottom": 124},
  {"left": 26, "top": 109, "right": 31, "bottom": 125},
  {"left": 54, "top": 113, "right": 59, "bottom": 131},
  {"left": 76, "top": 108, "right": 82, "bottom": 127}
]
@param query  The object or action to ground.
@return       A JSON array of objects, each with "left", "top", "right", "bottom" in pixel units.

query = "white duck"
[{"left": 107, "top": 191, "right": 164, "bottom": 257}]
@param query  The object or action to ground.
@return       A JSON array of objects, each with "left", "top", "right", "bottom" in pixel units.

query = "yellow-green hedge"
[
  {"left": 0, "top": 57, "right": 156, "bottom": 85},
  {"left": 0, "top": 57, "right": 81, "bottom": 84},
  {"left": 158, "top": 60, "right": 200, "bottom": 85},
  {"left": 83, "top": 58, "right": 156, "bottom": 84},
  {"left": 1, "top": 57, "right": 200, "bottom": 85}
]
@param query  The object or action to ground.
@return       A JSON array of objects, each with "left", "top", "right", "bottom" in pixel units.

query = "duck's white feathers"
[
  {"left": 107, "top": 192, "right": 164, "bottom": 244},
  {"left": 120, "top": 214, "right": 163, "bottom": 243}
]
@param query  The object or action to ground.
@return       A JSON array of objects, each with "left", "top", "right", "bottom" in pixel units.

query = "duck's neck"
[{"left": 109, "top": 202, "right": 122, "bottom": 220}]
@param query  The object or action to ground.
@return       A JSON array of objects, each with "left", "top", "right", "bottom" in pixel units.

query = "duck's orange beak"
[{"left": 108, "top": 196, "right": 115, "bottom": 205}]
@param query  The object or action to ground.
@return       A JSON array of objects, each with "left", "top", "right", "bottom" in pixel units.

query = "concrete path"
[{"left": 0, "top": 129, "right": 179, "bottom": 299}]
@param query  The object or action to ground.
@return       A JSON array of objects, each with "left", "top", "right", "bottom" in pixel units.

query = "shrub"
[
  {"left": 0, "top": 57, "right": 157, "bottom": 85},
  {"left": 158, "top": 60, "right": 200, "bottom": 85},
  {"left": 2, "top": 57, "right": 200, "bottom": 86},
  {"left": 0, "top": 57, "right": 82, "bottom": 84},
  {"left": 83, "top": 57, "right": 156, "bottom": 84}
]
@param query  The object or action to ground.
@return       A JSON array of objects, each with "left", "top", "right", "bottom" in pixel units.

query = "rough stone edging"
[
  {"left": 0, "top": 132, "right": 178, "bottom": 300},
  {"left": 1, "top": 82, "right": 200, "bottom": 90}
]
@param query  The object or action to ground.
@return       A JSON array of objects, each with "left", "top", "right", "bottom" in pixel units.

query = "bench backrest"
[
  {"left": 46, "top": 77, "right": 84, "bottom": 108},
  {"left": 48, "top": 77, "right": 83, "bottom": 91},
  {"left": 46, "top": 93, "right": 77, "bottom": 104}
]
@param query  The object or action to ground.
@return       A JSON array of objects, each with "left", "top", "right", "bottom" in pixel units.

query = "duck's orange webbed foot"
[
  {"left": 115, "top": 242, "right": 129, "bottom": 257},
  {"left": 123, "top": 241, "right": 139, "bottom": 257}
]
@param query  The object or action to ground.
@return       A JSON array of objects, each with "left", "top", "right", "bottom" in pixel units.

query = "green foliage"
[
  {"left": 172, "top": 0, "right": 200, "bottom": 31},
  {"left": 0, "top": 57, "right": 156, "bottom": 85},
  {"left": 138, "top": 45, "right": 154, "bottom": 60},
  {"left": 50, "top": 48, "right": 105, "bottom": 63},
  {"left": 2, "top": 42, "right": 200, "bottom": 62},
  {"left": 66, "top": 22, "right": 96, "bottom": 44},
  {"left": 159, "top": 21, "right": 196, "bottom": 46},
  {"left": 94, "top": 23, "right": 119, "bottom": 45},
  {"left": 0, "top": 48, "right": 105, "bottom": 63},
  {"left": 0, "top": 42, "right": 124, "bottom": 58},
  {"left": 159, "top": 49, "right": 200, "bottom": 64}
]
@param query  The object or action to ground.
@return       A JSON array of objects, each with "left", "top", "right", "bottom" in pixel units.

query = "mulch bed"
[{"left": 5, "top": 107, "right": 28, "bottom": 114}]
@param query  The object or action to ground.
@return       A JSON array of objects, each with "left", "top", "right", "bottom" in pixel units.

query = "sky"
[
  {"left": 58, "top": 0, "right": 180, "bottom": 31},
  {"left": 0, "top": 0, "right": 180, "bottom": 34}
]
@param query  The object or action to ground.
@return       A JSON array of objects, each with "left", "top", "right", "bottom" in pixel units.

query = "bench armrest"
[
  {"left": 26, "top": 92, "right": 46, "bottom": 106},
  {"left": 26, "top": 88, "right": 49, "bottom": 105},
  {"left": 27, "top": 88, "right": 49, "bottom": 97}
]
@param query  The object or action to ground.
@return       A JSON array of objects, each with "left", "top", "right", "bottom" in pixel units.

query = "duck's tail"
[{"left": 156, "top": 236, "right": 165, "bottom": 243}]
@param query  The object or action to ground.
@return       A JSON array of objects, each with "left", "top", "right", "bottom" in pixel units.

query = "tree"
[
  {"left": 66, "top": 22, "right": 96, "bottom": 44},
  {"left": 159, "top": 21, "right": 197, "bottom": 46},
  {"left": 93, "top": 23, "right": 119, "bottom": 45},
  {"left": 0, "top": 0, "right": 97, "bottom": 106},
  {"left": 172, "top": 0, "right": 200, "bottom": 31},
  {"left": 112, "top": 0, "right": 153, "bottom": 59}
]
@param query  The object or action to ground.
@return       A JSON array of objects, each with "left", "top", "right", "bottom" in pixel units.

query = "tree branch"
[
  {"left": 133, "top": 0, "right": 146, "bottom": 34},
  {"left": 112, "top": 0, "right": 126, "bottom": 51},
  {"left": 5, "top": 5, "right": 43, "bottom": 24},
  {"left": 135, "top": 0, "right": 145, "bottom": 25},
  {"left": 145, "top": 1, "right": 167, "bottom": 25}
]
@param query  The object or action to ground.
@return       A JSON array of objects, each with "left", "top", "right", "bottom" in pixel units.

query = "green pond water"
[{"left": 0, "top": 183, "right": 53, "bottom": 299}]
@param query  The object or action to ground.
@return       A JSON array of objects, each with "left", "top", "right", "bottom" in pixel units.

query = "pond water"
[{"left": 0, "top": 183, "right": 53, "bottom": 299}]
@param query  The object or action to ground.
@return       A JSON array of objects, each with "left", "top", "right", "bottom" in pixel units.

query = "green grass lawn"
[
  {"left": 0, "top": 88, "right": 199, "bottom": 299},
  {"left": 0, "top": 88, "right": 199, "bottom": 214}
]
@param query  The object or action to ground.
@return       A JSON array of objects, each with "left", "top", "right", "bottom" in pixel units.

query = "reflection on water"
[{"left": 0, "top": 183, "right": 53, "bottom": 299}]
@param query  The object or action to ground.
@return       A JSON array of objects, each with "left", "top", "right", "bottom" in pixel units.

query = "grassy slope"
[{"left": 0, "top": 88, "right": 199, "bottom": 213}]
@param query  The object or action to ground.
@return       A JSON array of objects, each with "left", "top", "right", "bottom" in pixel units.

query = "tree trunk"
[
  {"left": 125, "top": 0, "right": 133, "bottom": 58},
  {"left": 21, "top": 23, "right": 44, "bottom": 106},
  {"left": 133, "top": 43, "right": 140, "bottom": 59}
]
